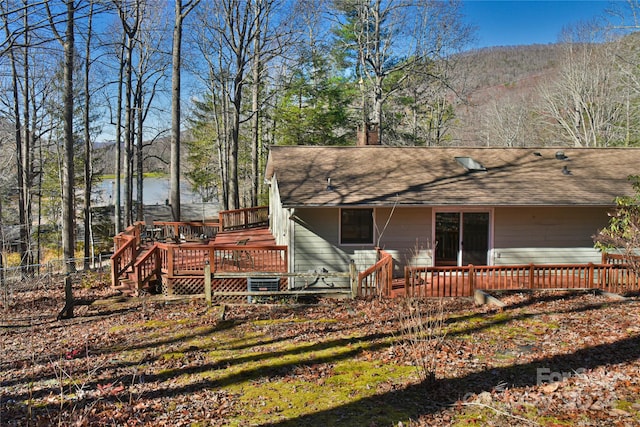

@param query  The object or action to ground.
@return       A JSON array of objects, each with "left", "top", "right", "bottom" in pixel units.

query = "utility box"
[{"left": 247, "top": 277, "right": 280, "bottom": 303}]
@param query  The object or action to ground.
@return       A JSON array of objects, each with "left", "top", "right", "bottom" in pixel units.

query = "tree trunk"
[
  {"left": 83, "top": 1, "right": 94, "bottom": 271},
  {"left": 61, "top": 1, "right": 76, "bottom": 274},
  {"left": 114, "top": 40, "right": 124, "bottom": 235},
  {"left": 250, "top": 25, "right": 261, "bottom": 207},
  {"left": 136, "top": 87, "right": 144, "bottom": 222},
  {"left": 21, "top": 8, "right": 34, "bottom": 272},
  {"left": 123, "top": 31, "right": 134, "bottom": 227},
  {"left": 229, "top": 79, "right": 241, "bottom": 210},
  {"left": 4, "top": 7, "right": 30, "bottom": 276},
  {"left": 170, "top": 3, "right": 184, "bottom": 221},
  {"left": 57, "top": 275, "right": 74, "bottom": 320}
]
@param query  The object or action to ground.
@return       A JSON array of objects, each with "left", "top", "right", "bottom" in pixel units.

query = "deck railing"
[
  {"left": 357, "top": 249, "right": 393, "bottom": 297},
  {"left": 213, "top": 244, "right": 288, "bottom": 273},
  {"left": 113, "top": 223, "right": 142, "bottom": 252},
  {"left": 402, "top": 262, "right": 640, "bottom": 298},
  {"left": 136, "top": 242, "right": 288, "bottom": 280},
  {"left": 110, "top": 234, "right": 138, "bottom": 287},
  {"left": 134, "top": 246, "right": 160, "bottom": 290},
  {"left": 150, "top": 221, "right": 219, "bottom": 242},
  {"left": 219, "top": 206, "right": 269, "bottom": 231}
]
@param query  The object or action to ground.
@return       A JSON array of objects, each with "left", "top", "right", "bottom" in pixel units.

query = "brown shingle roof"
[{"left": 265, "top": 146, "right": 640, "bottom": 207}]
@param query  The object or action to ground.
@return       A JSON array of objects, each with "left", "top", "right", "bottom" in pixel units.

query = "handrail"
[
  {"left": 219, "top": 206, "right": 269, "bottom": 231},
  {"left": 110, "top": 235, "right": 138, "bottom": 287},
  {"left": 134, "top": 244, "right": 159, "bottom": 290},
  {"left": 402, "top": 262, "right": 640, "bottom": 298},
  {"left": 357, "top": 249, "right": 393, "bottom": 297}
]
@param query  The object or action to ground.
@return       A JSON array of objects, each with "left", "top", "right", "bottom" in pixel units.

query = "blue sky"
[{"left": 462, "top": 1, "right": 612, "bottom": 48}]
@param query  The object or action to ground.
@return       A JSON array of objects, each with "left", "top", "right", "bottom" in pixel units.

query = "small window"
[{"left": 341, "top": 208, "right": 374, "bottom": 244}]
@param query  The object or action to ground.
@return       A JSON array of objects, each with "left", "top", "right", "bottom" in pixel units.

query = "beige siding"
[
  {"left": 268, "top": 175, "right": 290, "bottom": 247},
  {"left": 291, "top": 207, "right": 434, "bottom": 282},
  {"left": 493, "top": 207, "right": 608, "bottom": 265},
  {"left": 292, "top": 207, "right": 376, "bottom": 269},
  {"left": 286, "top": 205, "right": 610, "bottom": 284},
  {"left": 291, "top": 207, "right": 358, "bottom": 287},
  {"left": 375, "top": 207, "right": 434, "bottom": 273}
]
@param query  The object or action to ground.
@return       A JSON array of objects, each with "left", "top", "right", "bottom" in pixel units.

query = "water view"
[{"left": 94, "top": 177, "right": 203, "bottom": 206}]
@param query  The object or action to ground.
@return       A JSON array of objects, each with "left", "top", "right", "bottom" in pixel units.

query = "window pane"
[{"left": 341, "top": 209, "right": 373, "bottom": 244}]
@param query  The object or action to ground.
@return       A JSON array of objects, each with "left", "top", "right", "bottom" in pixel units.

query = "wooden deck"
[
  {"left": 111, "top": 207, "right": 288, "bottom": 301},
  {"left": 357, "top": 250, "right": 640, "bottom": 299},
  {"left": 213, "top": 227, "right": 277, "bottom": 246},
  {"left": 112, "top": 208, "right": 640, "bottom": 301}
]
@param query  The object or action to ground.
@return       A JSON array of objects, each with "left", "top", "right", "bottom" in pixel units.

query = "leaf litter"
[{"left": 1, "top": 280, "right": 639, "bottom": 426}]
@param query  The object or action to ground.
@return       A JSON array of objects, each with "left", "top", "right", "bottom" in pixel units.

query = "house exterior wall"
[
  {"left": 374, "top": 207, "right": 433, "bottom": 273},
  {"left": 285, "top": 205, "right": 610, "bottom": 280},
  {"left": 289, "top": 207, "right": 433, "bottom": 284},
  {"left": 290, "top": 207, "right": 376, "bottom": 288},
  {"left": 492, "top": 206, "right": 608, "bottom": 265}
]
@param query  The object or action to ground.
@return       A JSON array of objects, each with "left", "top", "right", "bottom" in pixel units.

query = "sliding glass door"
[{"left": 435, "top": 211, "right": 489, "bottom": 266}]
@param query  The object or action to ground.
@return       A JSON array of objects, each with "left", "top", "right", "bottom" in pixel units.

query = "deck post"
[
  {"left": 468, "top": 264, "right": 475, "bottom": 296},
  {"left": 404, "top": 266, "right": 410, "bottom": 298},
  {"left": 204, "top": 261, "right": 211, "bottom": 306},
  {"left": 386, "top": 255, "right": 393, "bottom": 297},
  {"left": 111, "top": 255, "right": 117, "bottom": 288},
  {"left": 167, "top": 246, "right": 175, "bottom": 278},
  {"left": 529, "top": 263, "right": 534, "bottom": 288},
  {"left": 349, "top": 259, "right": 357, "bottom": 298}
]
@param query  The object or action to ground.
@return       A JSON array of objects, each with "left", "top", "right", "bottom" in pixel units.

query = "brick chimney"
[{"left": 357, "top": 123, "right": 380, "bottom": 146}]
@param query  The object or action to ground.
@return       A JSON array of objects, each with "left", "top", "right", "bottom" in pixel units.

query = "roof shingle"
[{"left": 265, "top": 146, "right": 640, "bottom": 208}]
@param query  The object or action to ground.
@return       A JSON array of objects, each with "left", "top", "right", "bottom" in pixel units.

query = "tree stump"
[{"left": 57, "top": 275, "right": 75, "bottom": 320}]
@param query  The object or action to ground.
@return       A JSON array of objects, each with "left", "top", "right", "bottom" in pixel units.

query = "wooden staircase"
[
  {"left": 113, "top": 270, "right": 138, "bottom": 296},
  {"left": 113, "top": 245, "right": 158, "bottom": 297}
]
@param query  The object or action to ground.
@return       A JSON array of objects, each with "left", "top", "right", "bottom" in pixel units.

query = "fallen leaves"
[{"left": 1, "top": 285, "right": 639, "bottom": 426}]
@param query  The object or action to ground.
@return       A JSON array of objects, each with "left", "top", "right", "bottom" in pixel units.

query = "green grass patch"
[{"left": 224, "top": 359, "right": 415, "bottom": 426}]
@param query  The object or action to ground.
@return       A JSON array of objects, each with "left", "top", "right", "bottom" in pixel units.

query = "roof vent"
[
  {"left": 555, "top": 151, "right": 568, "bottom": 160},
  {"left": 326, "top": 177, "right": 334, "bottom": 191},
  {"left": 455, "top": 156, "right": 486, "bottom": 172}
]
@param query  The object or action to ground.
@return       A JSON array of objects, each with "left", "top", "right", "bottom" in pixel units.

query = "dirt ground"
[{"left": 1, "top": 275, "right": 639, "bottom": 426}]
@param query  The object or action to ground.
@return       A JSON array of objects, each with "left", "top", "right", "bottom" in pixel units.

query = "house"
[{"left": 265, "top": 145, "right": 640, "bottom": 286}]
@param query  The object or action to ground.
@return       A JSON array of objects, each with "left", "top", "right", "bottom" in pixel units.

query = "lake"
[{"left": 94, "top": 177, "right": 204, "bottom": 206}]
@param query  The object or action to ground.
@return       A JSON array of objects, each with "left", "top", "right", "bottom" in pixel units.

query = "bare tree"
[
  {"left": 333, "top": 0, "right": 472, "bottom": 144},
  {"left": 541, "top": 40, "right": 624, "bottom": 147},
  {"left": 81, "top": 0, "right": 94, "bottom": 270},
  {"left": 480, "top": 94, "right": 532, "bottom": 147},
  {"left": 1, "top": 0, "right": 32, "bottom": 273},
  {"left": 46, "top": 0, "right": 77, "bottom": 273},
  {"left": 113, "top": 34, "right": 124, "bottom": 234},
  {"left": 113, "top": 0, "right": 141, "bottom": 227},
  {"left": 170, "top": 0, "right": 200, "bottom": 221},
  {"left": 192, "top": 0, "right": 287, "bottom": 209},
  {"left": 133, "top": 2, "right": 170, "bottom": 221}
]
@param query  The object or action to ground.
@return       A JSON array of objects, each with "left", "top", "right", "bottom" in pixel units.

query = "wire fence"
[{"left": 0, "top": 255, "right": 111, "bottom": 309}]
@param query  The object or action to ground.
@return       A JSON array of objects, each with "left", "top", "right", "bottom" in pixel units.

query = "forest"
[{"left": 1, "top": 0, "right": 640, "bottom": 272}]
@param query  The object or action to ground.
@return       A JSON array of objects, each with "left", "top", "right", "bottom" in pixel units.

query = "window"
[{"left": 340, "top": 208, "right": 374, "bottom": 244}]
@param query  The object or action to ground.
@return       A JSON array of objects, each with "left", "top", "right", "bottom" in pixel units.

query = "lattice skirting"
[{"left": 161, "top": 275, "right": 288, "bottom": 303}]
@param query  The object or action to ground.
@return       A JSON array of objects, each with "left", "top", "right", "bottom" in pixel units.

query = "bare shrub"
[{"left": 397, "top": 297, "right": 447, "bottom": 384}]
